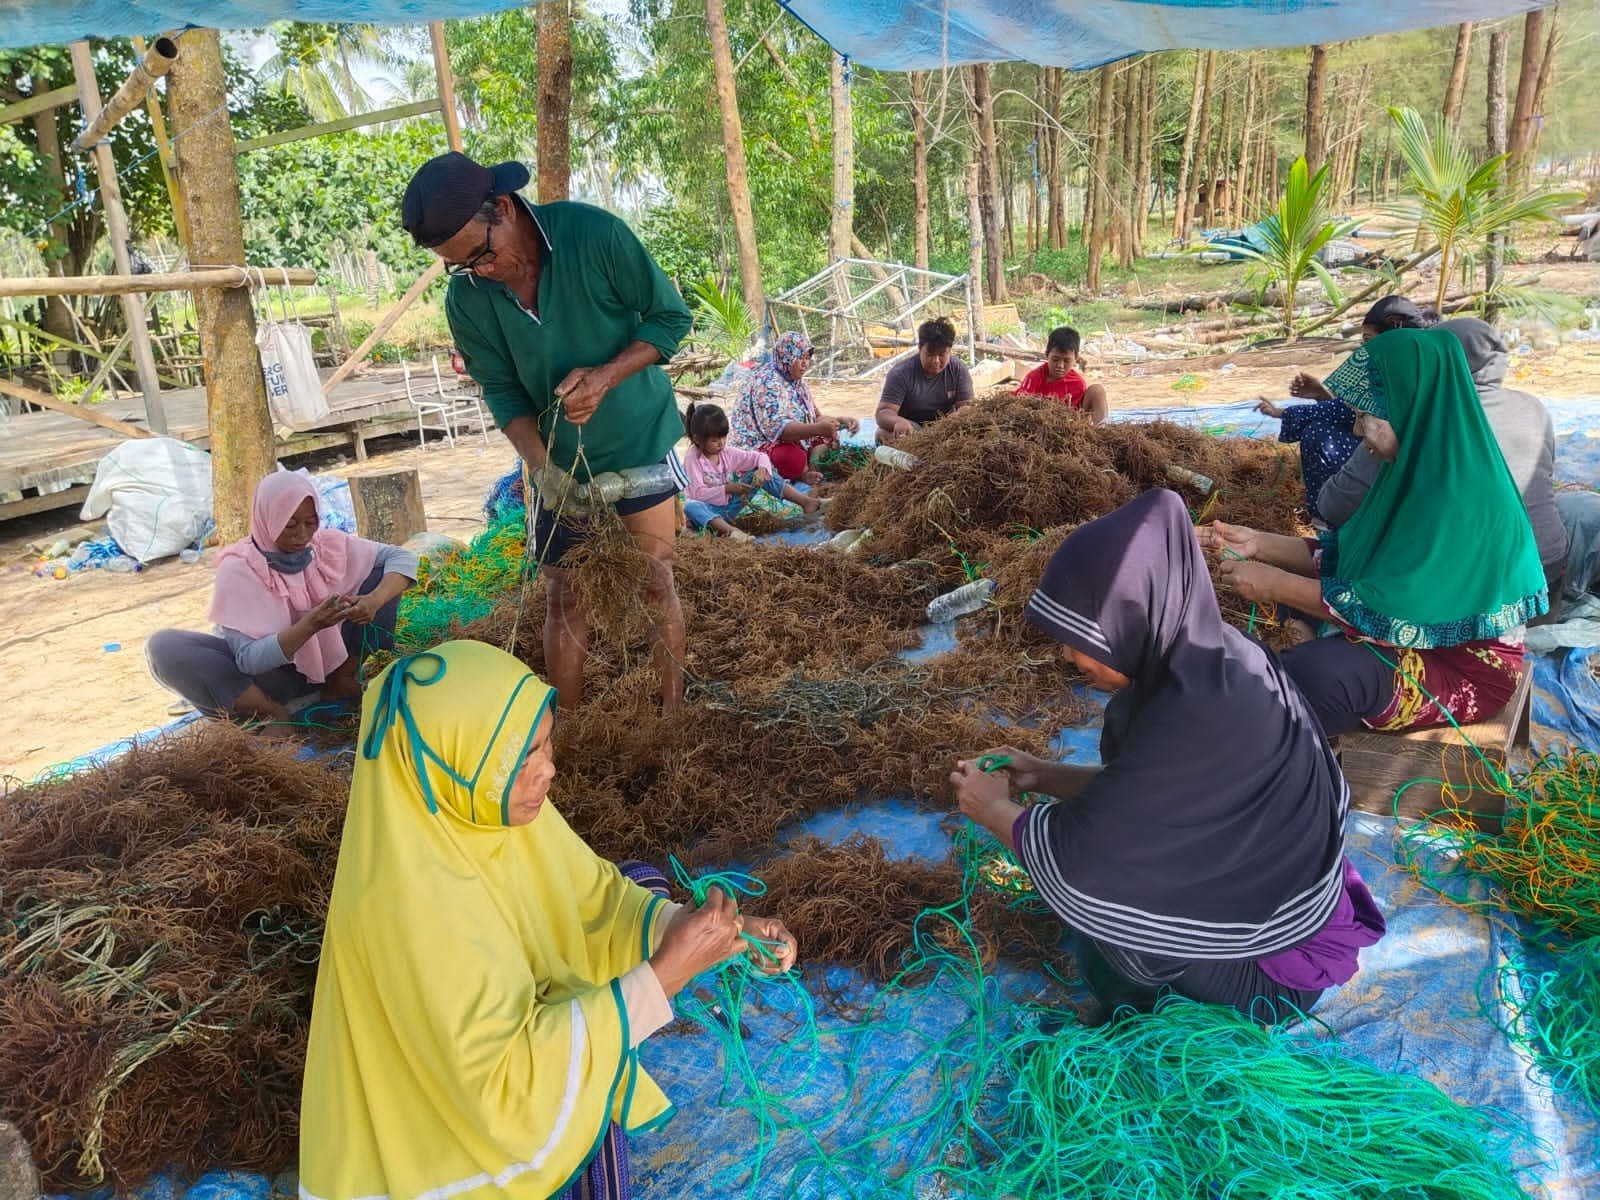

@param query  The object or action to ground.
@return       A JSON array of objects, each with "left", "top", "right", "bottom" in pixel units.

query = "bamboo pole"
[
  {"left": 130, "top": 35, "right": 189, "bottom": 248},
  {"left": 71, "top": 36, "right": 178, "bottom": 151},
  {"left": 0, "top": 84, "right": 76, "bottom": 126},
  {"left": 322, "top": 260, "right": 446, "bottom": 395},
  {"left": 236, "top": 98, "right": 442, "bottom": 154},
  {"left": 0, "top": 267, "right": 318, "bottom": 299},
  {"left": 69, "top": 40, "right": 168, "bottom": 435},
  {"left": 428, "top": 22, "right": 463, "bottom": 152},
  {"left": 0, "top": 377, "right": 155, "bottom": 439},
  {"left": 167, "top": 28, "right": 276, "bottom": 543}
]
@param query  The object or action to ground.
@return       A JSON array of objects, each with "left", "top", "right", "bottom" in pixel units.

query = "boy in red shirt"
[{"left": 1015, "top": 326, "right": 1108, "bottom": 423}]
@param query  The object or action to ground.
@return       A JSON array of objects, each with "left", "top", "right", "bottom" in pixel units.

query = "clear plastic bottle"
[
  {"left": 579, "top": 462, "right": 681, "bottom": 506},
  {"left": 926, "top": 578, "right": 996, "bottom": 622},
  {"left": 873, "top": 444, "right": 918, "bottom": 472},
  {"left": 103, "top": 554, "right": 141, "bottom": 573},
  {"left": 1165, "top": 465, "right": 1215, "bottom": 495},
  {"left": 178, "top": 548, "right": 202, "bottom": 565},
  {"left": 67, "top": 545, "right": 91, "bottom": 569}
]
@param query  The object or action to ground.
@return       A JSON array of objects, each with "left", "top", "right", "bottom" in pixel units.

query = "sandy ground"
[{"left": 3, "top": 324, "right": 1597, "bottom": 783}]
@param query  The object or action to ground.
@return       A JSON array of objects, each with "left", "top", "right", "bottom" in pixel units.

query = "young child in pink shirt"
[{"left": 682, "top": 402, "right": 820, "bottom": 539}]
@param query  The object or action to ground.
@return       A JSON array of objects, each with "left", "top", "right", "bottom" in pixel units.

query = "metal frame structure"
[{"left": 765, "top": 257, "right": 977, "bottom": 381}]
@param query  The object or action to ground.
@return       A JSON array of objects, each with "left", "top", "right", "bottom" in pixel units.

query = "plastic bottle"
[
  {"left": 873, "top": 444, "right": 918, "bottom": 472},
  {"left": 178, "top": 548, "right": 202, "bottom": 565},
  {"left": 67, "top": 545, "right": 91, "bottom": 569},
  {"left": 821, "top": 527, "right": 870, "bottom": 554},
  {"left": 926, "top": 578, "right": 996, "bottom": 622},
  {"left": 1164, "top": 465, "right": 1216, "bottom": 495},
  {"left": 103, "top": 554, "right": 142, "bottom": 573},
  {"left": 577, "top": 462, "right": 682, "bottom": 507}
]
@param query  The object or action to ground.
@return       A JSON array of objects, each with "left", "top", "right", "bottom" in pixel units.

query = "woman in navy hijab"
[{"left": 951, "top": 489, "right": 1384, "bottom": 1024}]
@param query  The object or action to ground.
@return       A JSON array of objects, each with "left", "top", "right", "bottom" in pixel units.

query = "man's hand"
[{"left": 555, "top": 365, "right": 615, "bottom": 425}]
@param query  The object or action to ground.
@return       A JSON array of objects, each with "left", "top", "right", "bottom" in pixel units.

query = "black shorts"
[{"left": 529, "top": 453, "right": 686, "bottom": 569}]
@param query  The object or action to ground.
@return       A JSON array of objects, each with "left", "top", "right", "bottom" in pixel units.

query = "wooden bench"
[{"left": 1338, "top": 660, "right": 1533, "bottom": 830}]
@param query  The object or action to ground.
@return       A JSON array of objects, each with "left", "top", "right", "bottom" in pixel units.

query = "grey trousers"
[
  {"left": 1075, "top": 935, "right": 1323, "bottom": 1027},
  {"left": 147, "top": 566, "right": 397, "bottom": 716},
  {"left": 1556, "top": 490, "right": 1600, "bottom": 602}
]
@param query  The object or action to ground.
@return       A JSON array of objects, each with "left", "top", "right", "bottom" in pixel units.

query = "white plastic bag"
[
  {"left": 80, "top": 437, "right": 213, "bottom": 563},
  {"left": 256, "top": 282, "right": 328, "bottom": 430}
]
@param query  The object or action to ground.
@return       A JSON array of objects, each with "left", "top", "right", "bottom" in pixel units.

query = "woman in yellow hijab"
[{"left": 300, "top": 639, "right": 797, "bottom": 1200}]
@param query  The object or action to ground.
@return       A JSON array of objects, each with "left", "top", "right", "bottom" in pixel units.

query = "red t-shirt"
[{"left": 1016, "top": 364, "right": 1088, "bottom": 408}]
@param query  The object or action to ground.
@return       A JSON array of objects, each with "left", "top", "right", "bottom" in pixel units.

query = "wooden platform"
[
  {"left": 0, "top": 367, "right": 453, "bottom": 522},
  {"left": 1340, "top": 662, "right": 1534, "bottom": 830}
]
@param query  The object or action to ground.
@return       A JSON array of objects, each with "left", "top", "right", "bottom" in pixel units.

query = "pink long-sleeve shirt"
[{"left": 683, "top": 444, "right": 774, "bottom": 506}]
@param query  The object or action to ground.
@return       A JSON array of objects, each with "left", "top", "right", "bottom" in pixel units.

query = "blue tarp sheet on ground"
[
  {"left": 44, "top": 404, "right": 1600, "bottom": 1199},
  {"left": 0, "top": 0, "right": 1544, "bottom": 61}
]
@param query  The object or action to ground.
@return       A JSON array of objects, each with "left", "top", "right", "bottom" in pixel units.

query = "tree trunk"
[
  {"left": 705, "top": 0, "right": 764, "bottom": 312},
  {"left": 1004, "top": 157, "right": 1016, "bottom": 258},
  {"left": 1172, "top": 51, "right": 1208, "bottom": 239},
  {"left": 1485, "top": 28, "right": 1510, "bottom": 302},
  {"left": 1442, "top": 22, "right": 1475, "bottom": 130},
  {"left": 1086, "top": 63, "right": 1117, "bottom": 292},
  {"left": 167, "top": 29, "right": 274, "bottom": 544},
  {"left": 1191, "top": 52, "right": 1217, "bottom": 228},
  {"left": 1119, "top": 62, "right": 1140, "bottom": 265},
  {"left": 1527, "top": 9, "right": 1562, "bottom": 164},
  {"left": 1304, "top": 43, "right": 1329, "bottom": 172},
  {"left": 1507, "top": 9, "right": 1547, "bottom": 179},
  {"left": 830, "top": 52, "right": 854, "bottom": 262},
  {"left": 536, "top": 0, "right": 573, "bottom": 201},
  {"left": 965, "top": 160, "right": 985, "bottom": 338},
  {"left": 1210, "top": 56, "right": 1236, "bottom": 227},
  {"left": 971, "top": 64, "right": 1007, "bottom": 302},
  {"left": 1135, "top": 58, "right": 1156, "bottom": 249},
  {"left": 1235, "top": 59, "right": 1258, "bottom": 227},
  {"left": 1044, "top": 67, "right": 1066, "bottom": 249},
  {"left": 910, "top": 70, "right": 931, "bottom": 270}
]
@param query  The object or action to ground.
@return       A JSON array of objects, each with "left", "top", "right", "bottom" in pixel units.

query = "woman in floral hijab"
[{"left": 729, "top": 332, "right": 858, "bottom": 484}]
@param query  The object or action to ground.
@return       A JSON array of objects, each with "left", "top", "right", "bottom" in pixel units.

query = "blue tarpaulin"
[
  {"left": 0, "top": 0, "right": 1546, "bottom": 61},
  {"left": 777, "top": 0, "right": 1545, "bottom": 69}
]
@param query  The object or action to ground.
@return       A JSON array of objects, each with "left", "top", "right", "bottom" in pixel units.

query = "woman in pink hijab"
[{"left": 147, "top": 472, "right": 416, "bottom": 723}]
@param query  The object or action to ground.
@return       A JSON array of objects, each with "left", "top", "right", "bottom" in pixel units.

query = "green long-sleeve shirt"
[{"left": 445, "top": 199, "right": 692, "bottom": 481}]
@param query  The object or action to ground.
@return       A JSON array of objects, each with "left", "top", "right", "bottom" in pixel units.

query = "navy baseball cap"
[{"left": 401, "top": 152, "right": 531, "bottom": 248}]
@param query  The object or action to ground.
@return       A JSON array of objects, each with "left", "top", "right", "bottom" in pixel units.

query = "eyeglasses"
[{"left": 444, "top": 225, "right": 496, "bottom": 276}]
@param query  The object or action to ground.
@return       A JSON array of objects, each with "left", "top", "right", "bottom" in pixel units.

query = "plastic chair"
[
  {"left": 430, "top": 355, "right": 490, "bottom": 446},
  {"left": 402, "top": 357, "right": 486, "bottom": 449}
]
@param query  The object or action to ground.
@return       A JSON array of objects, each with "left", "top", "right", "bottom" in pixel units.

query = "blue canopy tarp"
[{"left": 0, "top": 0, "right": 1547, "bottom": 63}]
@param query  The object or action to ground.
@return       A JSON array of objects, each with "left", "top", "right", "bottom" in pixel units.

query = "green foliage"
[
  {"left": 1029, "top": 245, "right": 1091, "bottom": 286},
  {"left": 236, "top": 122, "right": 448, "bottom": 277},
  {"left": 1387, "top": 105, "right": 1585, "bottom": 311},
  {"left": 256, "top": 22, "right": 415, "bottom": 121},
  {"left": 685, "top": 275, "right": 757, "bottom": 359},
  {"left": 1210, "top": 157, "right": 1359, "bottom": 341}
]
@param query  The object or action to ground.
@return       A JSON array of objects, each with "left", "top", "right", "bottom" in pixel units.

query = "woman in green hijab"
[{"left": 1198, "top": 328, "right": 1547, "bottom": 736}]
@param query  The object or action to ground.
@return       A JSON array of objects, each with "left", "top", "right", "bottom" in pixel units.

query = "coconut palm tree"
[
  {"left": 1219, "top": 157, "right": 1360, "bottom": 342},
  {"left": 1387, "top": 105, "right": 1583, "bottom": 312},
  {"left": 259, "top": 22, "right": 408, "bottom": 121}
]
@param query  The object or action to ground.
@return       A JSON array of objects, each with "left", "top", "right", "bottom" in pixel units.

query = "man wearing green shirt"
[{"left": 402, "top": 152, "right": 693, "bottom": 712}]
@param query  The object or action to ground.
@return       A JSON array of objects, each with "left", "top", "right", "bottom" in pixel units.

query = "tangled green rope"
[
  {"left": 1499, "top": 936, "right": 1600, "bottom": 1119},
  {"left": 666, "top": 839, "right": 1533, "bottom": 1198},
  {"left": 395, "top": 509, "right": 530, "bottom": 650}
]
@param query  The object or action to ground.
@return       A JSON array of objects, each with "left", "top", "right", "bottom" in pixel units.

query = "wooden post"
[
  {"left": 910, "top": 71, "right": 931, "bottom": 271},
  {"left": 1485, "top": 28, "right": 1510, "bottom": 302},
  {"left": 71, "top": 36, "right": 178, "bottom": 151},
  {"left": 829, "top": 52, "right": 855, "bottom": 263},
  {"left": 69, "top": 40, "right": 168, "bottom": 435},
  {"left": 323, "top": 260, "right": 446, "bottom": 395},
  {"left": 348, "top": 468, "right": 427, "bottom": 545},
  {"left": 428, "top": 22, "right": 463, "bottom": 153},
  {"left": 166, "top": 28, "right": 276, "bottom": 543}
]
